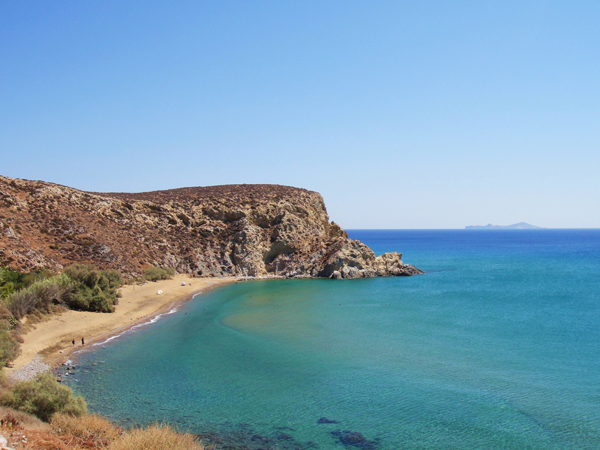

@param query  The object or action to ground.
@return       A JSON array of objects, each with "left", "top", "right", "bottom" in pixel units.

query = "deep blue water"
[{"left": 66, "top": 229, "right": 600, "bottom": 449}]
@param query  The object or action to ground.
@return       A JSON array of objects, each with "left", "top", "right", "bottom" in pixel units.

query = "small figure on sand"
[
  {"left": 82, "top": 337, "right": 85, "bottom": 346},
  {"left": 72, "top": 339, "right": 75, "bottom": 346}
]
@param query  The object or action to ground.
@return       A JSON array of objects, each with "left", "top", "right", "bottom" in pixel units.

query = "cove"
[{"left": 65, "top": 230, "right": 600, "bottom": 449}]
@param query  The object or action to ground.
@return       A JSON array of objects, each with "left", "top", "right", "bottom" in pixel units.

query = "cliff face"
[{"left": 0, "top": 176, "right": 422, "bottom": 279}]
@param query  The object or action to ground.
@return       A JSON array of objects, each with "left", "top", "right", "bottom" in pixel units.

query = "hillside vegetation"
[
  {"left": 0, "top": 264, "right": 128, "bottom": 368},
  {"left": 0, "top": 264, "right": 199, "bottom": 450},
  {"left": 0, "top": 373, "right": 204, "bottom": 449},
  {"left": 0, "top": 403, "right": 205, "bottom": 449}
]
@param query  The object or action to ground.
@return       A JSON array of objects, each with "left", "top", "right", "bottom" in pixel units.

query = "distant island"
[{"left": 465, "top": 222, "right": 543, "bottom": 230}]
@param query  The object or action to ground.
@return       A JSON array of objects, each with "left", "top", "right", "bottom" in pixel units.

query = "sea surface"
[{"left": 65, "top": 230, "right": 600, "bottom": 449}]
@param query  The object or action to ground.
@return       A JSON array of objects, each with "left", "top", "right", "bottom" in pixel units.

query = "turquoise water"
[{"left": 66, "top": 230, "right": 600, "bottom": 449}]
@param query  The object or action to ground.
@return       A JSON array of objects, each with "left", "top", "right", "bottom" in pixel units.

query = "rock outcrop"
[{"left": 0, "top": 176, "right": 422, "bottom": 279}]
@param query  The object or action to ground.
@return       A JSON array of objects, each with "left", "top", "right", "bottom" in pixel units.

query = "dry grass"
[
  {"left": 52, "top": 413, "right": 121, "bottom": 445},
  {"left": 0, "top": 407, "right": 206, "bottom": 450},
  {"left": 0, "top": 406, "right": 67, "bottom": 450},
  {"left": 2, "top": 427, "right": 72, "bottom": 450},
  {"left": 0, "top": 371, "right": 11, "bottom": 389},
  {"left": 111, "top": 423, "right": 204, "bottom": 450},
  {"left": 0, "top": 406, "right": 49, "bottom": 431}
]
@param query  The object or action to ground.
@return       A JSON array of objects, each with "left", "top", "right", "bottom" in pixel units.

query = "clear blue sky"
[{"left": 1, "top": 1, "right": 599, "bottom": 228}]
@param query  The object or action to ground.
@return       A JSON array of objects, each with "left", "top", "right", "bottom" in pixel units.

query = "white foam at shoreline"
[
  {"left": 90, "top": 306, "right": 180, "bottom": 348},
  {"left": 70, "top": 286, "right": 222, "bottom": 359}
]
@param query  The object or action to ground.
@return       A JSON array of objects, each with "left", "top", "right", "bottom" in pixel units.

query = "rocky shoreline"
[{"left": 7, "top": 355, "right": 51, "bottom": 383}]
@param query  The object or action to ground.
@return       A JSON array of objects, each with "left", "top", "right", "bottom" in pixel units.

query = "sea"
[{"left": 64, "top": 229, "right": 600, "bottom": 449}]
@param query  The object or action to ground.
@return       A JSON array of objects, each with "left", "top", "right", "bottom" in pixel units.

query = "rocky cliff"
[{"left": 0, "top": 176, "right": 422, "bottom": 279}]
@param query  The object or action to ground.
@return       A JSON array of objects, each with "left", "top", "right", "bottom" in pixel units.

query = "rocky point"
[{"left": 0, "top": 176, "right": 422, "bottom": 279}]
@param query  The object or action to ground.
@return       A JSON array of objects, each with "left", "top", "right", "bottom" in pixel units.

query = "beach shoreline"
[{"left": 6, "top": 275, "right": 237, "bottom": 381}]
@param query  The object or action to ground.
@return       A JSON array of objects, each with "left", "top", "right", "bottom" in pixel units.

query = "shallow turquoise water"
[{"left": 66, "top": 230, "right": 600, "bottom": 449}]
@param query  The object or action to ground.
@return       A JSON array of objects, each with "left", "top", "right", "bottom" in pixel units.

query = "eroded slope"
[{"left": 0, "top": 176, "right": 422, "bottom": 279}]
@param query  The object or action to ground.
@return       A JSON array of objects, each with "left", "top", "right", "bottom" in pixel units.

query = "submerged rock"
[
  {"left": 317, "top": 417, "right": 339, "bottom": 424},
  {"left": 195, "top": 422, "right": 319, "bottom": 449},
  {"left": 331, "top": 430, "right": 380, "bottom": 449}
]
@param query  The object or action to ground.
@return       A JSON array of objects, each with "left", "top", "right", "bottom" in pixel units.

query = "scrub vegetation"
[
  {"left": 0, "top": 264, "right": 124, "bottom": 368},
  {"left": 0, "top": 400, "right": 205, "bottom": 449},
  {"left": 0, "top": 373, "right": 87, "bottom": 421},
  {"left": 142, "top": 266, "right": 175, "bottom": 282},
  {"left": 0, "top": 266, "right": 204, "bottom": 450},
  {"left": 63, "top": 264, "right": 123, "bottom": 313}
]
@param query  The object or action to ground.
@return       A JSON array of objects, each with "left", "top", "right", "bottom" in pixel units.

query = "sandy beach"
[{"left": 5, "top": 275, "right": 235, "bottom": 379}]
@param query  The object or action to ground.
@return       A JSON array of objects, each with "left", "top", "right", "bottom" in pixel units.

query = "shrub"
[
  {"left": 142, "top": 266, "right": 175, "bottom": 282},
  {"left": 0, "top": 406, "right": 47, "bottom": 430},
  {"left": 0, "top": 282, "right": 14, "bottom": 300},
  {"left": 63, "top": 264, "right": 122, "bottom": 313},
  {"left": 52, "top": 412, "right": 120, "bottom": 445},
  {"left": 0, "top": 373, "right": 87, "bottom": 422},
  {"left": 111, "top": 423, "right": 204, "bottom": 450},
  {"left": 0, "top": 307, "right": 20, "bottom": 367},
  {"left": 0, "top": 328, "right": 20, "bottom": 367},
  {"left": 0, "top": 307, "right": 17, "bottom": 330},
  {"left": 6, "top": 274, "right": 74, "bottom": 320},
  {"left": 0, "top": 267, "right": 53, "bottom": 299},
  {"left": 0, "top": 268, "right": 23, "bottom": 299},
  {"left": 3, "top": 265, "right": 123, "bottom": 315}
]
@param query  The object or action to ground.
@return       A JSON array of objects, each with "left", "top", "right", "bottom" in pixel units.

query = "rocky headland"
[{"left": 0, "top": 176, "right": 422, "bottom": 279}]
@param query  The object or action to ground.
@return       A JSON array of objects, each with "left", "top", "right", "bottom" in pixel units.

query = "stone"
[
  {"left": 8, "top": 354, "right": 50, "bottom": 382},
  {"left": 317, "top": 417, "right": 339, "bottom": 424},
  {"left": 331, "top": 430, "right": 380, "bottom": 449}
]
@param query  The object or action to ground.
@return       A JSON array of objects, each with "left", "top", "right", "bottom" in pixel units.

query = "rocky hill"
[{"left": 0, "top": 176, "right": 422, "bottom": 279}]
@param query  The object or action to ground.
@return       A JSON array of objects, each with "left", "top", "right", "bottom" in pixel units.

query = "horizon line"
[{"left": 344, "top": 227, "right": 600, "bottom": 230}]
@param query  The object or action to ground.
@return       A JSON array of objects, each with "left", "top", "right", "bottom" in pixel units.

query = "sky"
[{"left": 1, "top": 1, "right": 599, "bottom": 229}]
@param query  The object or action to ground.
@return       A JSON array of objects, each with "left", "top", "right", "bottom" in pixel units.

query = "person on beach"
[
  {"left": 72, "top": 339, "right": 75, "bottom": 346},
  {"left": 82, "top": 337, "right": 85, "bottom": 346}
]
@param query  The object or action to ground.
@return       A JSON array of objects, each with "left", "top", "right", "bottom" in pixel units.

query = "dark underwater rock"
[
  {"left": 317, "top": 417, "right": 339, "bottom": 424},
  {"left": 331, "top": 430, "right": 380, "bottom": 449},
  {"left": 195, "top": 422, "right": 319, "bottom": 449}
]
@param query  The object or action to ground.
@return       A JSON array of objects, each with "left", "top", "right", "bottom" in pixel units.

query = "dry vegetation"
[
  {"left": 0, "top": 262, "right": 204, "bottom": 449},
  {"left": 0, "top": 407, "right": 206, "bottom": 450},
  {"left": 111, "top": 424, "right": 205, "bottom": 450}
]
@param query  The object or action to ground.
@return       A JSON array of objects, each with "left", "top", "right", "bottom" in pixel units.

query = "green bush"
[
  {"left": 6, "top": 274, "right": 74, "bottom": 320},
  {"left": 0, "top": 307, "right": 20, "bottom": 367},
  {"left": 0, "top": 268, "right": 25, "bottom": 299},
  {"left": 0, "top": 372, "right": 87, "bottom": 422},
  {"left": 0, "top": 328, "right": 20, "bottom": 367},
  {"left": 143, "top": 266, "right": 175, "bottom": 282},
  {"left": 63, "top": 264, "right": 122, "bottom": 313},
  {"left": 0, "top": 267, "right": 52, "bottom": 299},
  {"left": 3, "top": 265, "right": 123, "bottom": 315},
  {"left": 0, "top": 267, "right": 20, "bottom": 299}
]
